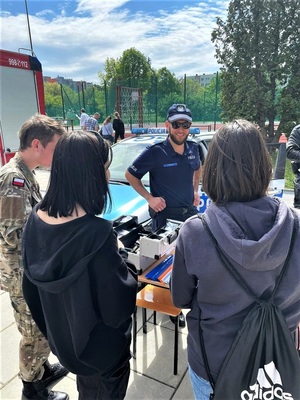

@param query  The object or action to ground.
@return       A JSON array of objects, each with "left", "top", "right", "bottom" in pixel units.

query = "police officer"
[
  {"left": 125, "top": 104, "right": 201, "bottom": 328},
  {"left": 0, "top": 115, "right": 68, "bottom": 400},
  {"left": 125, "top": 103, "right": 201, "bottom": 230},
  {"left": 287, "top": 124, "right": 300, "bottom": 209}
]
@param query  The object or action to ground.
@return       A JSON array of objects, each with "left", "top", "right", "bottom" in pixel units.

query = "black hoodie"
[{"left": 22, "top": 206, "right": 138, "bottom": 376}]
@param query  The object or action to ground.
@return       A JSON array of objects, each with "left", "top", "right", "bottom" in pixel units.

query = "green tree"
[
  {"left": 44, "top": 82, "right": 63, "bottom": 117},
  {"left": 153, "top": 67, "right": 181, "bottom": 120},
  {"left": 81, "top": 85, "right": 105, "bottom": 118},
  {"left": 99, "top": 58, "right": 118, "bottom": 85},
  {"left": 116, "top": 48, "right": 151, "bottom": 89},
  {"left": 44, "top": 81, "right": 106, "bottom": 125},
  {"left": 181, "top": 76, "right": 222, "bottom": 123},
  {"left": 212, "top": 0, "right": 300, "bottom": 139},
  {"left": 99, "top": 49, "right": 183, "bottom": 124},
  {"left": 277, "top": 4, "right": 300, "bottom": 135},
  {"left": 99, "top": 48, "right": 152, "bottom": 123},
  {"left": 182, "top": 78, "right": 204, "bottom": 121},
  {"left": 156, "top": 67, "right": 181, "bottom": 97},
  {"left": 60, "top": 84, "right": 79, "bottom": 117}
]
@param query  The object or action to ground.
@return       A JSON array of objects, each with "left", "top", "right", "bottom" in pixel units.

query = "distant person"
[
  {"left": 286, "top": 124, "right": 300, "bottom": 209},
  {"left": 79, "top": 108, "right": 89, "bottom": 129},
  {"left": 171, "top": 120, "right": 300, "bottom": 399},
  {"left": 113, "top": 111, "right": 125, "bottom": 143},
  {"left": 22, "top": 131, "right": 138, "bottom": 400},
  {"left": 0, "top": 114, "right": 68, "bottom": 400},
  {"left": 100, "top": 115, "right": 114, "bottom": 144},
  {"left": 84, "top": 112, "right": 100, "bottom": 132}
]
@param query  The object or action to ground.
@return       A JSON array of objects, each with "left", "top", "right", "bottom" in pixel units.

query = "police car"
[
  {"left": 103, "top": 132, "right": 212, "bottom": 221},
  {"left": 103, "top": 130, "right": 286, "bottom": 223}
]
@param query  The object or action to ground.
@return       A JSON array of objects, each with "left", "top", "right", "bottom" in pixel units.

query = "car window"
[
  {"left": 110, "top": 142, "right": 150, "bottom": 185},
  {"left": 110, "top": 135, "right": 211, "bottom": 187}
]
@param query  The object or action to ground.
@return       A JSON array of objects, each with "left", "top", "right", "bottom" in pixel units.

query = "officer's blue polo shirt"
[{"left": 127, "top": 137, "right": 200, "bottom": 208}]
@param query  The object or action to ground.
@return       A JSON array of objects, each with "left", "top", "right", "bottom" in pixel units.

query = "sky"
[{"left": 1, "top": 0, "right": 230, "bottom": 83}]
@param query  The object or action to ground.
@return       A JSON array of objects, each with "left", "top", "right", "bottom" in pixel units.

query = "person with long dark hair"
[{"left": 22, "top": 131, "right": 137, "bottom": 400}]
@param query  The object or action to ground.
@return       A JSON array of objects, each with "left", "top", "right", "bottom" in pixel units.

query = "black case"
[{"left": 113, "top": 215, "right": 151, "bottom": 248}]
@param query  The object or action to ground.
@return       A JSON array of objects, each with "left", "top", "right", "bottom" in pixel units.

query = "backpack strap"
[
  {"left": 197, "top": 208, "right": 298, "bottom": 398},
  {"left": 199, "top": 209, "right": 298, "bottom": 303},
  {"left": 199, "top": 309, "right": 216, "bottom": 397}
]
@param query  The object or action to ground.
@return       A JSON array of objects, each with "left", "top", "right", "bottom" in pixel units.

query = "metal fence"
[{"left": 47, "top": 75, "right": 222, "bottom": 130}]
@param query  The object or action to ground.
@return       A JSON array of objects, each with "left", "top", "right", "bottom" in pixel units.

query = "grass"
[
  {"left": 270, "top": 151, "right": 294, "bottom": 189},
  {"left": 284, "top": 160, "right": 294, "bottom": 189}
]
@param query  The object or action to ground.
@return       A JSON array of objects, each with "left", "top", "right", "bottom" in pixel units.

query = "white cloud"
[
  {"left": 35, "top": 9, "right": 56, "bottom": 18},
  {"left": 75, "top": 0, "right": 129, "bottom": 15},
  {"left": 0, "top": 11, "right": 11, "bottom": 17},
  {"left": 0, "top": 0, "right": 229, "bottom": 83}
]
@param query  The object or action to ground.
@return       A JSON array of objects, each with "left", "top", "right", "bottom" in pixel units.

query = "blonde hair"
[{"left": 104, "top": 116, "right": 112, "bottom": 124}]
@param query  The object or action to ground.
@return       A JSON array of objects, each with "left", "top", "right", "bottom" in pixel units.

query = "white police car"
[{"left": 102, "top": 132, "right": 286, "bottom": 222}]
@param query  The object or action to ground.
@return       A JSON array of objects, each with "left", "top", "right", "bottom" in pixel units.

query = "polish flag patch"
[{"left": 12, "top": 177, "right": 25, "bottom": 187}]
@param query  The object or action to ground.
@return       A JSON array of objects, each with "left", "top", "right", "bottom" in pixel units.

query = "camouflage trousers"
[{"left": 7, "top": 269, "right": 50, "bottom": 382}]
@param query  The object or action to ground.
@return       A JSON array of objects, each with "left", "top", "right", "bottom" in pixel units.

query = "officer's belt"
[{"left": 165, "top": 206, "right": 194, "bottom": 215}]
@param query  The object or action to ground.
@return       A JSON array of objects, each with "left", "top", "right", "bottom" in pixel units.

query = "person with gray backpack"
[{"left": 171, "top": 120, "right": 300, "bottom": 399}]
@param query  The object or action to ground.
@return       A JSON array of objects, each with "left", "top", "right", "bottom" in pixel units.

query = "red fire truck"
[{"left": 0, "top": 49, "right": 45, "bottom": 166}]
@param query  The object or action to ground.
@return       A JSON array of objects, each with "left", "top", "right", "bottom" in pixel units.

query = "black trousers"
[
  {"left": 114, "top": 132, "right": 125, "bottom": 143},
  {"left": 76, "top": 355, "right": 130, "bottom": 400},
  {"left": 151, "top": 206, "right": 198, "bottom": 231},
  {"left": 294, "top": 174, "right": 300, "bottom": 209}
]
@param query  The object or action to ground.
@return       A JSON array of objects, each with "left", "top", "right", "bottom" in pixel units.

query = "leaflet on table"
[
  {"left": 145, "top": 254, "right": 173, "bottom": 281},
  {"left": 158, "top": 265, "right": 172, "bottom": 285}
]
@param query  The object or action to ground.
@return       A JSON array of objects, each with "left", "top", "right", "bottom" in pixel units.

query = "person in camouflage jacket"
[{"left": 0, "top": 114, "right": 68, "bottom": 400}]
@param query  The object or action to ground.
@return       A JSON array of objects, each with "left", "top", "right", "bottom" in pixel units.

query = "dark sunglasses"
[{"left": 171, "top": 121, "right": 191, "bottom": 129}]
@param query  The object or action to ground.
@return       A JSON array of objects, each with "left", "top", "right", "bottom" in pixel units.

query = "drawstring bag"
[{"left": 199, "top": 212, "right": 300, "bottom": 400}]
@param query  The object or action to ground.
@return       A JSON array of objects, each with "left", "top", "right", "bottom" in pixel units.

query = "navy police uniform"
[{"left": 127, "top": 137, "right": 200, "bottom": 230}]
